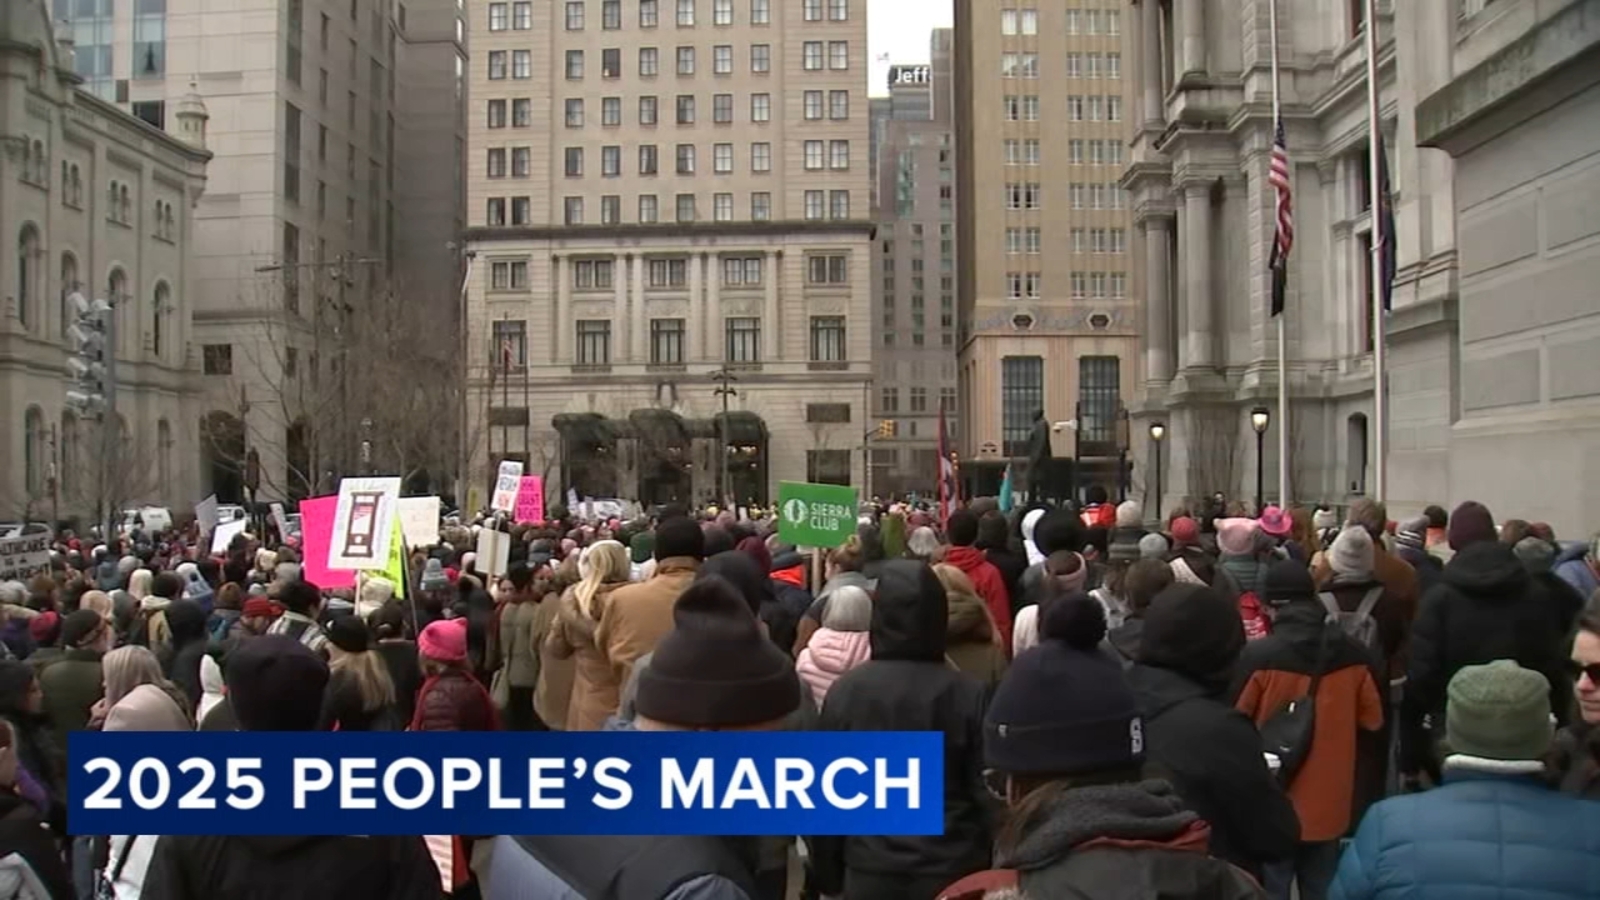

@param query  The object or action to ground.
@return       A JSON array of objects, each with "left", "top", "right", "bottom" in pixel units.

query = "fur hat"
[{"left": 1216, "top": 518, "right": 1259, "bottom": 556}]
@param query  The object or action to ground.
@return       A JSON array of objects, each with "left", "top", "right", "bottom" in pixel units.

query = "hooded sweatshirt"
[
  {"left": 795, "top": 628, "right": 872, "bottom": 708},
  {"left": 138, "top": 834, "right": 443, "bottom": 900},
  {"left": 943, "top": 545, "right": 1013, "bottom": 653}
]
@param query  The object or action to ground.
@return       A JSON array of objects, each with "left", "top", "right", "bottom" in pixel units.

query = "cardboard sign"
[
  {"left": 397, "top": 496, "right": 442, "bottom": 548},
  {"left": 269, "top": 502, "right": 291, "bottom": 540},
  {"left": 475, "top": 528, "right": 510, "bottom": 577},
  {"left": 515, "top": 476, "right": 545, "bottom": 524},
  {"left": 491, "top": 461, "right": 523, "bottom": 514},
  {"left": 297, "top": 496, "right": 357, "bottom": 590},
  {"left": 0, "top": 534, "right": 50, "bottom": 583},
  {"left": 194, "top": 495, "right": 219, "bottom": 535},
  {"left": 328, "top": 477, "right": 403, "bottom": 572},
  {"left": 210, "top": 518, "right": 248, "bottom": 554}
]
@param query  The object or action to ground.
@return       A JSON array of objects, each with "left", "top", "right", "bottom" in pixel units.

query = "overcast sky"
[{"left": 867, "top": 0, "right": 953, "bottom": 96}]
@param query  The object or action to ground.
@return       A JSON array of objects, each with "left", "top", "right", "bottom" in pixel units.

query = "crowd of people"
[{"left": 0, "top": 487, "right": 1598, "bottom": 899}]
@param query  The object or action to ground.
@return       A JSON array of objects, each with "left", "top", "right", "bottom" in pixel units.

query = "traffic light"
[{"left": 65, "top": 291, "right": 112, "bottom": 418}]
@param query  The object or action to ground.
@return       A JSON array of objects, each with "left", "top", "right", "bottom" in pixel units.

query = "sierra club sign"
[{"left": 777, "top": 481, "right": 859, "bottom": 549}]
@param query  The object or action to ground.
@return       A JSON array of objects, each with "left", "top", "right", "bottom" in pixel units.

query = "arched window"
[
  {"left": 60, "top": 412, "right": 78, "bottom": 498},
  {"left": 59, "top": 251, "right": 78, "bottom": 340},
  {"left": 107, "top": 267, "right": 127, "bottom": 354},
  {"left": 20, "top": 141, "right": 31, "bottom": 180},
  {"left": 152, "top": 281, "right": 169, "bottom": 358},
  {"left": 31, "top": 141, "right": 45, "bottom": 183},
  {"left": 163, "top": 204, "right": 174, "bottom": 239},
  {"left": 107, "top": 179, "right": 119, "bottom": 211},
  {"left": 70, "top": 165, "right": 81, "bottom": 205},
  {"left": 1347, "top": 413, "right": 1369, "bottom": 496},
  {"left": 23, "top": 407, "right": 44, "bottom": 498},
  {"left": 16, "top": 225, "right": 40, "bottom": 331},
  {"left": 60, "top": 160, "right": 69, "bottom": 194},
  {"left": 157, "top": 418, "right": 173, "bottom": 500},
  {"left": 119, "top": 185, "right": 131, "bottom": 223}
]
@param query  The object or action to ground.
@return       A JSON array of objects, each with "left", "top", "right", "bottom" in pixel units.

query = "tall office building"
[
  {"left": 955, "top": 1, "right": 1136, "bottom": 496},
  {"left": 869, "top": 34, "right": 957, "bottom": 498},
  {"left": 461, "top": 0, "right": 873, "bottom": 509},
  {"left": 1123, "top": 0, "right": 1600, "bottom": 533},
  {"left": 50, "top": 0, "right": 434, "bottom": 503}
]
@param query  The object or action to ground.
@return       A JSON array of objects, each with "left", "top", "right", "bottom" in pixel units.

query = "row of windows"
[
  {"left": 552, "top": 141, "right": 781, "bottom": 176},
  {"left": 1069, "top": 228, "right": 1127, "bottom": 254},
  {"left": 18, "top": 406, "right": 175, "bottom": 501},
  {"left": 879, "top": 387, "right": 957, "bottom": 414},
  {"left": 1004, "top": 271, "right": 1128, "bottom": 300},
  {"left": 13, "top": 226, "right": 174, "bottom": 358},
  {"left": 489, "top": 41, "right": 850, "bottom": 81},
  {"left": 1003, "top": 182, "right": 1127, "bottom": 210},
  {"left": 543, "top": 88, "right": 850, "bottom": 129},
  {"left": 1001, "top": 94, "right": 1122, "bottom": 122},
  {"left": 485, "top": 189, "right": 852, "bottom": 226},
  {"left": 490, "top": 253, "right": 846, "bottom": 292},
  {"left": 489, "top": 314, "right": 847, "bottom": 367},
  {"left": 999, "top": 355, "right": 1122, "bottom": 455},
  {"left": 490, "top": 0, "right": 787, "bottom": 31},
  {"left": 1066, "top": 52, "right": 1121, "bottom": 79}
]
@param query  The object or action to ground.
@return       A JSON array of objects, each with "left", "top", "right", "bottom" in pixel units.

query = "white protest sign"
[
  {"left": 195, "top": 494, "right": 219, "bottom": 535},
  {"left": 475, "top": 528, "right": 510, "bottom": 577},
  {"left": 491, "top": 461, "right": 523, "bottom": 514},
  {"left": 328, "top": 477, "right": 403, "bottom": 571},
  {"left": 0, "top": 534, "right": 51, "bottom": 583},
  {"left": 397, "top": 496, "right": 442, "bottom": 548},
  {"left": 270, "top": 502, "right": 291, "bottom": 539},
  {"left": 210, "top": 518, "right": 249, "bottom": 554}
]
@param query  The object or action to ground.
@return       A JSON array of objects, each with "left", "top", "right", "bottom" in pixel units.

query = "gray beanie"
[
  {"left": 117, "top": 555, "right": 141, "bottom": 576},
  {"left": 1512, "top": 537, "right": 1556, "bottom": 575},
  {"left": 1329, "top": 525, "right": 1375, "bottom": 581},
  {"left": 1138, "top": 532, "right": 1169, "bottom": 560},
  {"left": 275, "top": 562, "right": 302, "bottom": 584},
  {"left": 1446, "top": 660, "right": 1553, "bottom": 762}
]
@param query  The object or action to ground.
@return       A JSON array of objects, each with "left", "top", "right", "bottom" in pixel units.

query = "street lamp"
[
  {"left": 710, "top": 368, "right": 738, "bottom": 506},
  {"left": 1250, "top": 406, "right": 1271, "bottom": 514},
  {"left": 1149, "top": 421, "right": 1166, "bottom": 521}
]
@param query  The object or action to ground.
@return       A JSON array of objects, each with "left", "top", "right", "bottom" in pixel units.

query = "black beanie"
[
  {"left": 635, "top": 577, "right": 800, "bottom": 728},
  {"left": 986, "top": 594, "right": 1145, "bottom": 775},
  {"left": 326, "top": 615, "right": 372, "bottom": 653},
  {"left": 224, "top": 635, "right": 330, "bottom": 731},
  {"left": 1262, "top": 560, "right": 1316, "bottom": 606},
  {"left": 1139, "top": 584, "right": 1245, "bottom": 687},
  {"left": 61, "top": 609, "right": 105, "bottom": 649}
]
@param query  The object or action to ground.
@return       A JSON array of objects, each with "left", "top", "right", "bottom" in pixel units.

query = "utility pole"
[
  {"left": 45, "top": 425, "right": 58, "bottom": 526},
  {"left": 66, "top": 290, "right": 115, "bottom": 538},
  {"left": 710, "top": 367, "right": 738, "bottom": 506}
]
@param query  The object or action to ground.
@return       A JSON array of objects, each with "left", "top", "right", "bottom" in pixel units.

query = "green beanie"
[
  {"left": 629, "top": 532, "right": 655, "bottom": 565},
  {"left": 1445, "top": 660, "right": 1553, "bottom": 762}
]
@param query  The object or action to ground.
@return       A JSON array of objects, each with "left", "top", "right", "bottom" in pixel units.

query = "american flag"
[
  {"left": 1268, "top": 115, "right": 1293, "bottom": 317},
  {"left": 937, "top": 407, "right": 959, "bottom": 529}
]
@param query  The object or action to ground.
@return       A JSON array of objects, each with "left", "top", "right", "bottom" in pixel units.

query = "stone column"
[
  {"left": 1144, "top": 215, "right": 1174, "bottom": 383},
  {"left": 707, "top": 252, "right": 722, "bottom": 362},
  {"left": 1182, "top": 183, "right": 1214, "bottom": 370},
  {"left": 763, "top": 250, "right": 779, "bottom": 361},
  {"left": 552, "top": 255, "right": 566, "bottom": 363},
  {"left": 613, "top": 254, "right": 628, "bottom": 363},
  {"left": 1141, "top": 0, "right": 1164, "bottom": 123},
  {"left": 688, "top": 252, "right": 704, "bottom": 361},
  {"left": 631, "top": 254, "right": 647, "bottom": 361},
  {"left": 1179, "top": 0, "right": 1205, "bottom": 77}
]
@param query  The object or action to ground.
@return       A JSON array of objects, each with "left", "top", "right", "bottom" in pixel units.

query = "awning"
[
  {"left": 551, "top": 412, "right": 617, "bottom": 444},
  {"left": 711, "top": 411, "right": 768, "bottom": 445},
  {"left": 627, "top": 408, "right": 692, "bottom": 449}
]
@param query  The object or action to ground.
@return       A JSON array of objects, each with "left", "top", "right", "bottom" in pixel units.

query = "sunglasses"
[{"left": 1568, "top": 660, "right": 1600, "bottom": 686}]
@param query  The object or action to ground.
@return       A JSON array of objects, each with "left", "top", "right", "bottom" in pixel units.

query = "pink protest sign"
[
  {"left": 298, "top": 495, "right": 358, "bottom": 589},
  {"left": 515, "top": 476, "right": 545, "bottom": 524}
]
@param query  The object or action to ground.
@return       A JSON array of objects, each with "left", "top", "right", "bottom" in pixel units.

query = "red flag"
[{"left": 937, "top": 407, "right": 959, "bottom": 529}]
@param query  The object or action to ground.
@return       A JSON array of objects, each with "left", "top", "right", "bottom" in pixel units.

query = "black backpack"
[{"left": 1257, "top": 623, "right": 1334, "bottom": 785}]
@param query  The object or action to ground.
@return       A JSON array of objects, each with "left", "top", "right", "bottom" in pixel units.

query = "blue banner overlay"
[{"left": 67, "top": 731, "right": 943, "bottom": 836}]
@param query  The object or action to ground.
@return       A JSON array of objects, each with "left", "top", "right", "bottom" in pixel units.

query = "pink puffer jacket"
[{"left": 795, "top": 628, "right": 872, "bottom": 709}]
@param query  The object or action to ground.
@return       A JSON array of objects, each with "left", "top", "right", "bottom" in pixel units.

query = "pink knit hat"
[
  {"left": 418, "top": 618, "right": 468, "bottom": 663},
  {"left": 1169, "top": 516, "right": 1200, "bottom": 547},
  {"left": 1217, "top": 518, "right": 1260, "bottom": 556}
]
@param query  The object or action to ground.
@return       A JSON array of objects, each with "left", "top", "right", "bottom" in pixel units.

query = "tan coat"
[
  {"left": 497, "top": 596, "right": 542, "bottom": 689},
  {"left": 530, "top": 593, "right": 572, "bottom": 729},
  {"left": 595, "top": 557, "right": 698, "bottom": 705},
  {"left": 544, "top": 581, "right": 629, "bottom": 731}
]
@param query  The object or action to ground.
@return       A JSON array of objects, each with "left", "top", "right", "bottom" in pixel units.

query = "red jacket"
[{"left": 944, "top": 545, "right": 1013, "bottom": 653}]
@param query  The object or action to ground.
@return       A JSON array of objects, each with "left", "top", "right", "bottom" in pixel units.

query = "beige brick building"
[
  {"left": 462, "top": 0, "right": 873, "bottom": 509},
  {"left": 955, "top": 0, "right": 1137, "bottom": 499}
]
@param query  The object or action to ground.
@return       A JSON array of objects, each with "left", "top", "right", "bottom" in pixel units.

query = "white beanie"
[{"left": 1330, "top": 525, "right": 1376, "bottom": 581}]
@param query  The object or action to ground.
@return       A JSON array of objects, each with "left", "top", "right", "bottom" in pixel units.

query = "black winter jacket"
[
  {"left": 141, "top": 834, "right": 442, "bottom": 900},
  {"left": 1127, "top": 584, "right": 1298, "bottom": 879},
  {"left": 810, "top": 560, "right": 993, "bottom": 894}
]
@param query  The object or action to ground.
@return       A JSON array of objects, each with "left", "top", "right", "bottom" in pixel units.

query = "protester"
[
  {"left": 1553, "top": 533, "right": 1599, "bottom": 602},
  {"left": 811, "top": 560, "right": 992, "bottom": 900},
  {"left": 530, "top": 566, "right": 574, "bottom": 732},
  {"left": 795, "top": 585, "right": 873, "bottom": 708},
  {"left": 1104, "top": 559, "right": 1174, "bottom": 667},
  {"left": 140, "top": 636, "right": 444, "bottom": 899},
  {"left": 1128, "top": 583, "right": 1299, "bottom": 879},
  {"left": 936, "top": 594, "right": 1264, "bottom": 900},
  {"left": 1547, "top": 608, "right": 1600, "bottom": 797},
  {"left": 319, "top": 616, "right": 400, "bottom": 731},
  {"left": 795, "top": 534, "right": 876, "bottom": 653},
  {"left": 934, "top": 565, "right": 1007, "bottom": 692},
  {"left": 98, "top": 646, "right": 191, "bottom": 732},
  {"left": 943, "top": 510, "right": 1012, "bottom": 652},
  {"left": 196, "top": 652, "right": 226, "bottom": 724},
  {"left": 135, "top": 571, "right": 182, "bottom": 652},
  {"left": 238, "top": 597, "right": 281, "bottom": 638},
  {"left": 266, "top": 580, "right": 330, "bottom": 658},
  {"left": 0, "top": 663, "right": 63, "bottom": 835},
  {"left": 976, "top": 511, "right": 1026, "bottom": 608},
  {"left": 1330, "top": 661, "right": 1600, "bottom": 900},
  {"left": 1312, "top": 500, "right": 1418, "bottom": 675},
  {"left": 1012, "top": 550, "right": 1088, "bottom": 657},
  {"left": 545, "top": 540, "right": 633, "bottom": 731},
  {"left": 0, "top": 719, "right": 72, "bottom": 899},
  {"left": 1316, "top": 527, "right": 1408, "bottom": 682},
  {"left": 597, "top": 516, "right": 704, "bottom": 691},
  {"left": 1390, "top": 515, "right": 1442, "bottom": 599},
  {"left": 368, "top": 602, "right": 421, "bottom": 728},
  {"left": 1234, "top": 562, "right": 1384, "bottom": 900},
  {"left": 37, "top": 609, "right": 108, "bottom": 745},
  {"left": 412, "top": 619, "right": 498, "bottom": 731},
  {"left": 494, "top": 563, "right": 545, "bottom": 730},
  {"left": 163, "top": 598, "right": 210, "bottom": 712}
]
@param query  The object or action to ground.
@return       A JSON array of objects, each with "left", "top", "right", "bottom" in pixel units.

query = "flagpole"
[
  {"left": 1269, "top": 0, "right": 1289, "bottom": 509},
  {"left": 1365, "top": 0, "right": 1387, "bottom": 503}
]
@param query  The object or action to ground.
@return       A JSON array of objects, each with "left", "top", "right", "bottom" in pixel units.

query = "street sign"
[{"left": 776, "top": 481, "right": 859, "bottom": 549}]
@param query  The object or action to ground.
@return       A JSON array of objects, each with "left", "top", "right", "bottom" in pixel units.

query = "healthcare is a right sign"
[{"left": 777, "top": 481, "right": 859, "bottom": 548}]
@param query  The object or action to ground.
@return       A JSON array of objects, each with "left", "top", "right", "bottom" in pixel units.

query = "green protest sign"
[{"left": 777, "top": 481, "right": 860, "bottom": 548}]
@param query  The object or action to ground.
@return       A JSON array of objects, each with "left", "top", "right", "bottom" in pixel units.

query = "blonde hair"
[
  {"left": 103, "top": 645, "right": 168, "bottom": 705},
  {"left": 331, "top": 647, "right": 397, "bottom": 712},
  {"left": 80, "top": 590, "right": 115, "bottom": 622},
  {"left": 575, "top": 540, "right": 630, "bottom": 619},
  {"left": 127, "top": 569, "right": 153, "bottom": 601},
  {"left": 821, "top": 585, "right": 872, "bottom": 632}
]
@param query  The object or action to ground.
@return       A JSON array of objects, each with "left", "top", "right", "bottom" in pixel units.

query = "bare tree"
[
  {"left": 64, "top": 419, "right": 162, "bottom": 526},
  {"left": 1184, "top": 407, "right": 1242, "bottom": 506}
]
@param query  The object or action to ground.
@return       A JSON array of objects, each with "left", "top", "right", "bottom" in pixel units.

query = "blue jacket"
[
  {"left": 1554, "top": 542, "right": 1597, "bottom": 603},
  {"left": 1329, "top": 766, "right": 1600, "bottom": 900}
]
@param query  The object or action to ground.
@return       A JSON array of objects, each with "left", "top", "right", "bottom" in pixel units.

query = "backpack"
[
  {"left": 1319, "top": 587, "right": 1384, "bottom": 658},
  {"left": 1257, "top": 624, "right": 1334, "bottom": 785}
]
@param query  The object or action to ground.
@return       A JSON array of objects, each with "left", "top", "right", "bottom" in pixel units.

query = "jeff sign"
[
  {"left": 776, "top": 481, "right": 859, "bottom": 549},
  {"left": 888, "top": 65, "right": 930, "bottom": 88}
]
